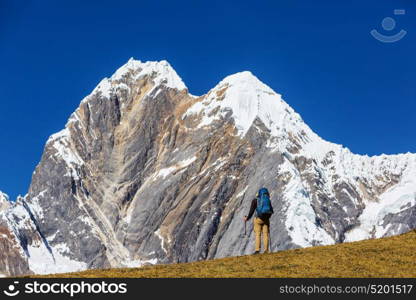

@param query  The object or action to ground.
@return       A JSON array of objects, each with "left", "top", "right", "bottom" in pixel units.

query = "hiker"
[{"left": 244, "top": 188, "right": 274, "bottom": 254}]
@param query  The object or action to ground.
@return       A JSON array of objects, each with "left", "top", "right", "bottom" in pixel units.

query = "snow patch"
[
  {"left": 47, "top": 128, "right": 84, "bottom": 180},
  {"left": 156, "top": 166, "right": 178, "bottom": 179},
  {"left": 123, "top": 258, "right": 158, "bottom": 268},
  {"left": 153, "top": 156, "right": 197, "bottom": 180},
  {"left": 27, "top": 242, "right": 87, "bottom": 275},
  {"left": 280, "top": 158, "right": 335, "bottom": 247},
  {"left": 0, "top": 191, "right": 11, "bottom": 211},
  {"left": 92, "top": 78, "right": 113, "bottom": 99},
  {"left": 236, "top": 187, "right": 248, "bottom": 198},
  {"left": 27, "top": 189, "right": 47, "bottom": 219},
  {"left": 155, "top": 229, "right": 168, "bottom": 254},
  {"left": 344, "top": 165, "right": 416, "bottom": 242}
]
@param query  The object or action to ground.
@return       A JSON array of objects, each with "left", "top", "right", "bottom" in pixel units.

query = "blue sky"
[{"left": 1, "top": 0, "right": 415, "bottom": 199}]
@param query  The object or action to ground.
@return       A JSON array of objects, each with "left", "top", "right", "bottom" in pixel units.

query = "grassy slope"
[{"left": 33, "top": 230, "right": 416, "bottom": 278}]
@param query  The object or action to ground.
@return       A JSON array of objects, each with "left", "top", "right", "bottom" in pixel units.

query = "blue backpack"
[{"left": 256, "top": 188, "right": 273, "bottom": 218}]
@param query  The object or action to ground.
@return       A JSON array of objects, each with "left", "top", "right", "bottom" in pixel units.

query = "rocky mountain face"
[{"left": 1, "top": 59, "right": 415, "bottom": 276}]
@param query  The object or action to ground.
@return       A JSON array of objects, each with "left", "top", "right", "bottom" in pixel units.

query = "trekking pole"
[
  {"left": 269, "top": 228, "right": 272, "bottom": 252},
  {"left": 244, "top": 220, "right": 246, "bottom": 236}
]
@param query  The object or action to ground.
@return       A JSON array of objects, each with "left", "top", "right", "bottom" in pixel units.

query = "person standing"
[{"left": 244, "top": 188, "right": 274, "bottom": 254}]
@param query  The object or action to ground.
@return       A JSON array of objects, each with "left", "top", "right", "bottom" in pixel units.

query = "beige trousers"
[{"left": 253, "top": 217, "right": 270, "bottom": 252}]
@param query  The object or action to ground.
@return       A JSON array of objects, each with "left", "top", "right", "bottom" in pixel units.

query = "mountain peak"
[
  {"left": 217, "top": 71, "right": 276, "bottom": 95},
  {"left": 185, "top": 70, "right": 306, "bottom": 137},
  {"left": 0, "top": 191, "right": 10, "bottom": 211},
  {"left": 112, "top": 58, "right": 186, "bottom": 90},
  {"left": 0, "top": 191, "right": 9, "bottom": 202},
  {"left": 85, "top": 58, "right": 187, "bottom": 102},
  {"left": 222, "top": 70, "right": 256, "bottom": 82}
]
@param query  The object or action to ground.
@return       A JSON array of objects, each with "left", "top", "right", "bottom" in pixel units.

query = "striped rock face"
[{"left": 1, "top": 59, "right": 415, "bottom": 276}]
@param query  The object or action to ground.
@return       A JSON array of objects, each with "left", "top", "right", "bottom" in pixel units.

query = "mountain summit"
[
  {"left": 185, "top": 70, "right": 301, "bottom": 137},
  {"left": 1, "top": 59, "right": 415, "bottom": 276}
]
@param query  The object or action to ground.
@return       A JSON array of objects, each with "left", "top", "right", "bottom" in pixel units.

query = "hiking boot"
[{"left": 253, "top": 251, "right": 260, "bottom": 255}]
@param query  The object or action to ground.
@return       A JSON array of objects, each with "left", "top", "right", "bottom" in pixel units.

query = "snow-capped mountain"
[{"left": 1, "top": 58, "right": 415, "bottom": 276}]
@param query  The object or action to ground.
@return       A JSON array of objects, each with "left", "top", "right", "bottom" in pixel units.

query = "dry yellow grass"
[{"left": 31, "top": 230, "right": 416, "bottom": 278}]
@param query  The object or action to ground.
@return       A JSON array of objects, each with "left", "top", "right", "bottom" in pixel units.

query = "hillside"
[{"left": 33, "top": 230, "right": 416, "bottom": 278}]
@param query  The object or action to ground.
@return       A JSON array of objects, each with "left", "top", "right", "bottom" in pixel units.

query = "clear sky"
[{"left": 1, "top": 0, "right": 415, "bottom": 199}]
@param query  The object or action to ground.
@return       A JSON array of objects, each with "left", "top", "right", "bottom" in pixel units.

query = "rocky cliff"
[{"left": 1, "top": 59, "right": 415, "bottom": 276}]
